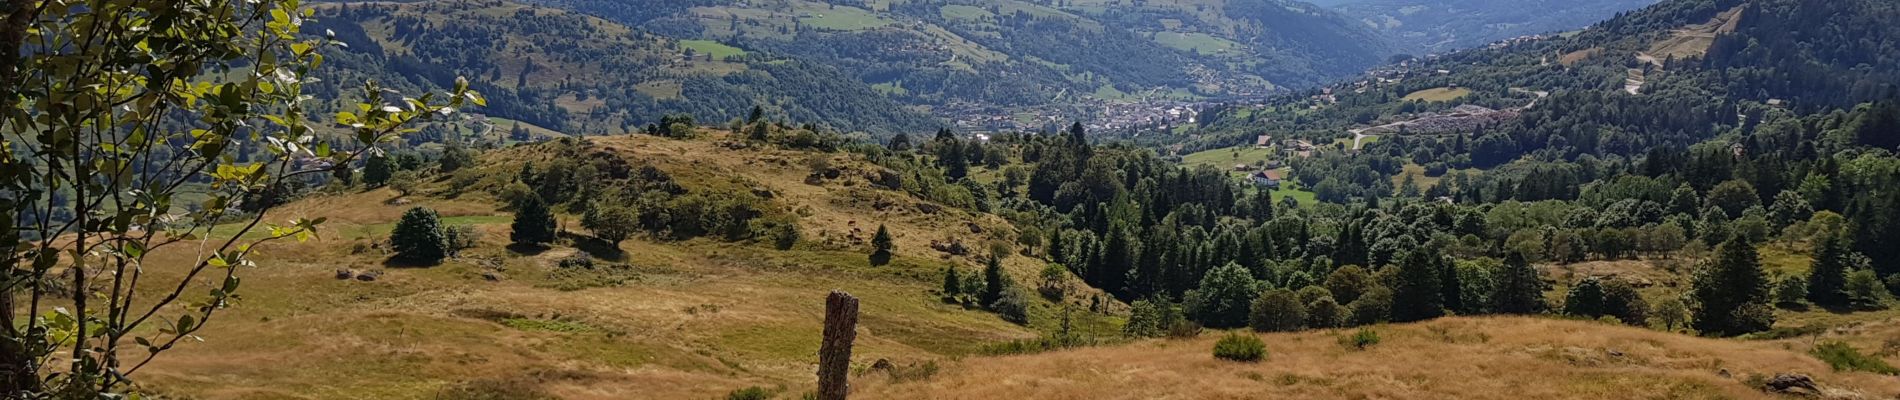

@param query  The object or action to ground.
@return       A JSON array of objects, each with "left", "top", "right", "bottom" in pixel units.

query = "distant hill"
[
  {"left": 1333, "top": 0, "right": 1661, "bottom": 54},
  {"left": 304, "top": 1, "right": 942, "bottom": 136},
  {"left": 518, "top": 0, "right": 1392, "bottom": 106}
]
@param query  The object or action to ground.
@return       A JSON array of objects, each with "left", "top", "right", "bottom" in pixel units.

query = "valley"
[{"left": 6, "top": 0, "right": 1900, "bottom": 399}]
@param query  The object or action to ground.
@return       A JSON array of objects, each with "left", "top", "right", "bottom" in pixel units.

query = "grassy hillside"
[
  {"left": 128, "top": 129, "right": 1133, "bottom": 399},
  {"left": 859, "top": 316, "right": 1900, "bottom": 399}
]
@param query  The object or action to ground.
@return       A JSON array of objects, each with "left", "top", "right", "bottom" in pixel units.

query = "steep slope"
[
  {"left": 1336, "top": 0, "right": 1661, "bottom": 54},
  {"left": 519, "top": 0, "right": 1390, "bottom": 106},
  {"left": 304, "top": 1, "right": 941, "bottom": 136},
  {"left": 858, "top": 317, "right": 1900, "bottom": 399}
]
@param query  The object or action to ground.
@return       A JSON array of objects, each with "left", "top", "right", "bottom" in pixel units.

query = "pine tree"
[
  {"left": 1807, "top": 232, "right": 1852, "bottom": 307},
  {"left": 942, "top": 267, "right": 962, "bottom": 298},
  {"left": 747, "top": 121, "right": 769, "bottom": 142},
  {"left": 390, "top": 207, "right": 448, "bottom": 264},
  {"left": 1438, "top": 254, "right": 1465, "bottom": 314},
  {"left": 1391, "top": 249, "right": 1445, "bottom": 322},
  {"left": 1691, "top": 235, "right": 1773, "bottom": 336},
  {"left": 510, "top": 194, "right": 557, "bottom": 246},
  {"left": 1490, "top": 252, "right": 1548, "bottom": 314},
  {"left": 870, "top": 224, "right": 894, "bottom": 266},
  {"left": 747, "top": 105, "right": 764, "bottom": 124}
]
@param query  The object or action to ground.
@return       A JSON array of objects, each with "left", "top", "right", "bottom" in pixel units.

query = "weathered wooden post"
[{"left": 817, "top": 290, "right": 860, "bottom": 400}]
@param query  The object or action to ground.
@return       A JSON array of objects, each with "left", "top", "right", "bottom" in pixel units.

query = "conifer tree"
[
  {"left": 870, "top": 224, "right": 894, "bottom": 266},
  {"left": 391, "top": 207, "right": 449, "bottom": 264},
  {"left": 1491, "top": 252, "right": 1548, "bottom": 314},
  {"left": 1692, "top": 235, "right": 1773, "bottom": 336},
  {"left": 943, "top": 267, "right": 962, "bottom": 298},
  {"left": 1807, "top": 232, "right": 1852, "bottom": 307},
  {"left": 510, "top": 194, "right": 557, "bottom": 246},
  {"left": 983, "top": 257, "right": 1008, "bottom": 307},
  {"left": 1391, "top": 249, "right": 1445, "bottom": 322}
]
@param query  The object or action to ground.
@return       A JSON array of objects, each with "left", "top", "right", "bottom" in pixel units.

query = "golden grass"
[
  {"left": 857, "top": 317, "right": 1900, "bottom": 399},
  {"left": 123, "top": 131, "right": 1064, "bottom": 399}
]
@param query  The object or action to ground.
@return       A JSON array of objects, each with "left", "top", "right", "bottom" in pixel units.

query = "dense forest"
[
  {"left": 523, "top": 0, "right": 1389, "bottom": 106},
  {"left": 835, "top": 0, "right": 1900, "bottom": 338}
]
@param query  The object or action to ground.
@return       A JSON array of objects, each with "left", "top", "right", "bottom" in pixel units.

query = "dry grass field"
[
  {"left": 116, "top": 131, "right": 1900, "bottom": 399},
  {"left": 857, "top": 317, "right": 1900, "bottom": 399}
]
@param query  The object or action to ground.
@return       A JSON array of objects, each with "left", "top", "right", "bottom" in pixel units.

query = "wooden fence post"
[{"left": 817, "top": 290, "right": 860, "bottom": 400}]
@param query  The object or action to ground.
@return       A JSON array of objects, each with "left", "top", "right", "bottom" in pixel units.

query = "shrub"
[
  {"left": 1213, "top": 333, "right": 1266, "bottom": 362},
  {"left": 443, "top": 225, "right": 479, "bottom": 256},
  {"left": 1339, "top": 328, "right": 1381, "bottom": 351},
  {"left": 1347, "top": 286, "right": 1394, "bottom": 326},
  {"left": 1774, "top": 275, "right": 1809, "bottom": 307},
  {"left": 438, "top": 377, "right": 556, "bottom": 400},
  {"left": 1845, "top": 269, "right": 1891, "bottom": 308},
  {"left": 557, "top": 253, "right": 595, "bottom": 269},
  {"left": 726, "top": 386, "right": 773, "bottom": 400},
  {"left": 1810, "top": 342, "right": 1900, "bottom": 375},
  {"left": 1306, "top": 297, "right": 1345, "bottom": 329},
  {"left": 991, "top": 288, "right": 1030, "bottom": 325}
]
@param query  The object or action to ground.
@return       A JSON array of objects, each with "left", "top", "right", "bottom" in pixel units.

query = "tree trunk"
[
  {"left": 816, "top": 291, "right": 859, "bottom": 400},
  {"left": 1, "top": 2, "right": 39, "bottom": 395}
]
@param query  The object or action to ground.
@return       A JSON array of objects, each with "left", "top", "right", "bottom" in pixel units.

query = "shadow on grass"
[
  {"left": 507, "top": 242, "right": 552, "bottom": 256},
  {"left": 382, "top": 256, "right": 442, "bottom": 269},
  {"left": 563, "top": 233, "right": 627, "bottom": 262}
]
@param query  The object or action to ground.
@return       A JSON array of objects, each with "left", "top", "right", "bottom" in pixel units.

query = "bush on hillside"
[
  {"left": 1212, "top": 333, "right": 1266, "bottom": 362},
  {"left": 1810, "top": 342, "right": 1899, "bottom": 375},
  {"left": 1339, "top": 328, "right": 1381, "bottom": 351},
  {"left": 726, "top": 386, "right": 773, "bottom": 400},
  {"left": 992, "top": 288, "right": 1031, "bottom": 325}
]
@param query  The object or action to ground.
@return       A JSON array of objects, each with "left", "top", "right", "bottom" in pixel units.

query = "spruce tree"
[
  {"left": 1691, "top": 235, "right": 1773, "bottom": 336},
  {"left": 1391, "top": 249, "right": 1445, "bottom": 322},
  {"left": 1807, "top": 232, "right": 1852, "bottom": 307},
  {"left": 869, "top": 224, "right": 894, "bottom": 266},
  {"left": 510, "top": 194, "right": 557, "bottom": 246},
  {"left": 942, "top": 267, "right": 962, "bottom": 298},
  {"left": 1438, "top": 255, "right": 1465, "bottom": 314},
  {"left": 390, "top": 207, "right": 449, "bottom": 264},
  {"left": 1491, "top": 252, "right": 1547, "bottom": 314}
]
